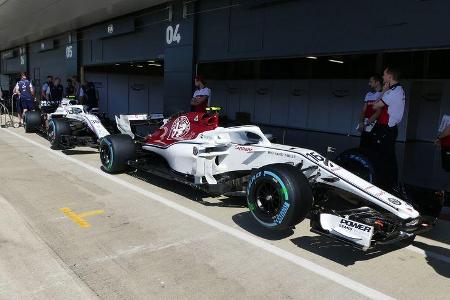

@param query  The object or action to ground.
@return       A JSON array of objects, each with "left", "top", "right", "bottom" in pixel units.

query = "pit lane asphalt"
[{"left": 0, "top": 127, "right": 449, "bottom": 299}]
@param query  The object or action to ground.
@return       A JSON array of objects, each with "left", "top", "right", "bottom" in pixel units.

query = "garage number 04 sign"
[{"left": 166, "top": 24, "right": 181, "bottom": 45}]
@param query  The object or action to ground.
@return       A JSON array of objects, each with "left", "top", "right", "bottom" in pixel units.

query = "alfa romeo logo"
[{"left": 169, "top": 116, "right": 190, "bottom": 139}]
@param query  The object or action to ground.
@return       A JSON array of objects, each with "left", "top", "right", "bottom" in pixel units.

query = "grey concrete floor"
[{"left": 0, "top": 127, "right": 449, "bottom": 300}]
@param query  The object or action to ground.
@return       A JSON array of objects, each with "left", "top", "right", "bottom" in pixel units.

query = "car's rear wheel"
[
  {"left": 24, "top": 111, "right": 41, "bottom": 133},
  {"left": 247, "top": 163, "right": 313, "bottom": 230},
  {"left": 48, "top": 119, "right": 72, "bottom": 149},
  {"left": 100, "top": 134, "right": 136, "bottom": 173}
]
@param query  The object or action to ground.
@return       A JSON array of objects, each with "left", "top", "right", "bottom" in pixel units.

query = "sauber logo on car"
[
  {"left": 339, "top": 219, "right": 372, "bottom": 233},
  {"left": 169, "top": 116, "right": 190, "bottom": 139}
]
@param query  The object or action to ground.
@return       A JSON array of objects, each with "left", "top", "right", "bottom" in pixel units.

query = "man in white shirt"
[
  {"left": 191, "top": 75, "right": 211, "bottom": 113},
  {"left": 372, "top": 67, "right": 406, "bottom": 191}
]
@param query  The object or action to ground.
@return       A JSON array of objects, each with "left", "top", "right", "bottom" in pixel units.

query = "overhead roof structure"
[{"left": 0, "top": 0, "right": 170, "bottom": 50}]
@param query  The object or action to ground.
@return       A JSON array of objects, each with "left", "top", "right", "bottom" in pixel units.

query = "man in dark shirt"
[
  {"left": 81, "top": 80, "right": 98, "bottom": 110},
  {"left": 47, "top": 77, "right": 64, "bottom": 104},
  {"left": 65, "top": 78, "right": 75, "bottom": 96},
  {"left": 13, "top": 72, "right": 35, "bottom": 126}
]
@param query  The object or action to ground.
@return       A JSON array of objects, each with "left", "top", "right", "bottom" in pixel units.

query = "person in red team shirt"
[
  {"left": 190, "top": 75, "right": 211, "bottom": 113},
  {"left": 358, "top": 75, "right": 383, "bottom": 148}
]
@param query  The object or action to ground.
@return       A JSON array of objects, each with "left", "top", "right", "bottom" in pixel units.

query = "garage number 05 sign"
[
  {"left": 66, "top": 46, "right": 73, "bottom": 59},
  {"left": 166, "top": 24, "right": 181, "bottom": 45}
]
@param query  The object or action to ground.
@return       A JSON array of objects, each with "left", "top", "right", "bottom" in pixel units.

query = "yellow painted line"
[
  {"left": 78, "top": 210, "right": 104, "bottom": 218},
  {"left": 60, "top": 208, "right": 104, "bottom": 228}
]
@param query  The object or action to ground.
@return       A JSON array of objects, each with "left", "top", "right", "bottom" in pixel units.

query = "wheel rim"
[
  {"left": 254, "top": 178, "right": 283, "bottom": 219},
  {"left": 100, "top": 144, "right": 112, "bottom": 168}
]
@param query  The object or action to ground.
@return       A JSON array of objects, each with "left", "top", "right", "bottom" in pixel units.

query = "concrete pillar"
[{"left": 163, "top": 0, "right": 196, "bottom": 115}]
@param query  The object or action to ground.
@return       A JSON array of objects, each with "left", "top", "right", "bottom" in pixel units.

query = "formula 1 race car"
[
  {"left": 23, "top": 98, "right": 112, "bottom": 149},
  {"left": 99, "top": 108, "right": 441, "bottom": 250}
]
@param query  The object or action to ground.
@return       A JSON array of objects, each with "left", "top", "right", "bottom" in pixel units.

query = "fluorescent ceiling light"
[
  {"left": 328, "top": 59, "right": 344, "bottom": 64},
  {"left": 306, "top": 56, "right": 318, "bottom": 60},
  {"left": 137, "top": 65, "right": 144, "bottom": 68},
  {"left": 147, "top": 60, "right": 155, "bottom": 63},
  {"left": 115, "top": 63, "right": 120, "bottom": 66},
  {"left": 148, "top": 63, "right": 162, "bottom": 67}
]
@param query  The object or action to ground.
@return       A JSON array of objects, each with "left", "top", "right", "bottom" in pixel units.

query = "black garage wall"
[
  {"left": 197, "top": 0, "right": 450, "bottom": 62},
  {"left": 81, "top": 7, "right": 168, "bottom": 65},
  {"left": 1, "top": 46, "right": 27, "bottom": 75},
  {"left": 28, "top": 32, "right": 78, "bottom": 94}
]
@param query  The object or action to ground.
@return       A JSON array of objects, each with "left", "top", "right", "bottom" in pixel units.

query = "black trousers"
[
  {"left": 441, "top": 147, "right": 450, "bottom": 172},
  {"left": 372, "top": 124, "right": 399, "bottom": 191}
]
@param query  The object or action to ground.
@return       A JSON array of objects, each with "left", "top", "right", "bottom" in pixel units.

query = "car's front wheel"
[
  {"left": 247, "top": 163, "right": 313, "bottom": 230},
  {"left": 100, "top": 134, "right": 136, "bottom": 173},
  {"left": 48, "top": 119, "right": 72, "bottom": 149}
]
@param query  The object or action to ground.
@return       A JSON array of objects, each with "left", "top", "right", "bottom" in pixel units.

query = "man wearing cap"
[{"left": 191, "top": 75, "right": 211, "bottom": 113}]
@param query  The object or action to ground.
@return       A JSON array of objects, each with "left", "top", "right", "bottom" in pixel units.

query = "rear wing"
[{"left": 115, "top": 113, "right": 164, "bottom": 139}]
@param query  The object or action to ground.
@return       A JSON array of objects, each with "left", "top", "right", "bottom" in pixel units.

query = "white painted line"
[
  {"left": 2, "top": 128, "right": 393, "bottom": 300},
  {"left": 407, "top": 245, "right": 450, "bottom": 264}
]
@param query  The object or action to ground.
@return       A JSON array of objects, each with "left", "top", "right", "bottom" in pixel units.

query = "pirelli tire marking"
[{"left": 247, "top": 170, "right": 290, "bottom": 227}]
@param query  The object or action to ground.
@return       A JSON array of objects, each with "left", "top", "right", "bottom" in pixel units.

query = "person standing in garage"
[
  {"left": 13, "top": 72, "right": 35, "bottom": 126},
  {"left": 372, "top": 67, "right": 405, "bottom": 191},
  {"left": 191, "top": 75, "right": 211, "bottom": 113},
  {"left": 47, "top": 77, "right": 64, "bottom": 104},
  {"left": 65, "top": 78, "right": 75, "bottom": 97},
  {"left": 41, "top": 75, "right": 53, "bottom": 101},
  {"left": 358, "top": 74, "right": 384, "bottom": 148},
  {"left": 81, "top": 79, "right": 98, "bottom": 110},
  {"left": 72, "top": 75, "right": 84, "bottom": 102},
  {"left": 436, "top": 116, "right": 450, "bottom": 211}
]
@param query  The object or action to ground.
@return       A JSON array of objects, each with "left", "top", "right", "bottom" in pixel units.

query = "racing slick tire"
[
  {"left": 24, "top": 111, "right": 41, "bottom": 133},
  {"left": 48, "top": 118, "right": 72, "bottom": 150},
  {"left": 335, "top": 148, "right": 380, "bottom": 184},
  {"left": 247, "top": 163, "right": 313, "bottom": 231},
  {"left": 100, "top": 134, "right": 136, "bottom": 174}
]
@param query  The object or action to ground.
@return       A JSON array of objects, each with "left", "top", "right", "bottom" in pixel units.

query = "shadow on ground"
[
  {"left": 62, "top": 149, "right": 99, "bottom": 155},
  {"left": 419, "top": 220, "right": 450, "bottom": 245},
  {"left": 411, "top": 241, "right": 450, "bottom": 278},
  {"left": 289, "top": 235, "right": 411, "bottom": 266},
  {"left": 232, "top": 211, "right": 295, "bottom": 240},
  {"left": 127, "top": 169, "right": 247, "bottom": 208}
]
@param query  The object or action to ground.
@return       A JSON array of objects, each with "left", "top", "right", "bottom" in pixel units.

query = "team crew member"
[
  {"left": 47, "top": 77, "right": 64, "bottom": 104},
  {"left": 72, "top": 75, "right": 84, "bottom": 101},
  {"left": 358, "top": 75, "right": 383, "bottom": 148},
  {"left": 41, "top": 75, "right": 53, "bottom": 101},
  {"left": 191, "top": 75, "right": 211, "bottom": 113},
  {"left": 437, "top": 116, "right": 450, "bottom": 172},
  {"left": 81, "top": 80, "right": 98, "bottom": 110},
  {"left": 65, "top": 78, "right": 75, "bottom": 96},
  {"left": 13, "top": 72, "right": 35, "bottom": 126},
  {"left": 372, "top": 67, "right": 405, "bottom": 191}
]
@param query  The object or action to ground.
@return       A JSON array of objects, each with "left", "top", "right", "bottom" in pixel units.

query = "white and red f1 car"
[{"left": 99, "top": 108, "right": 441, "bottom": 250}]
